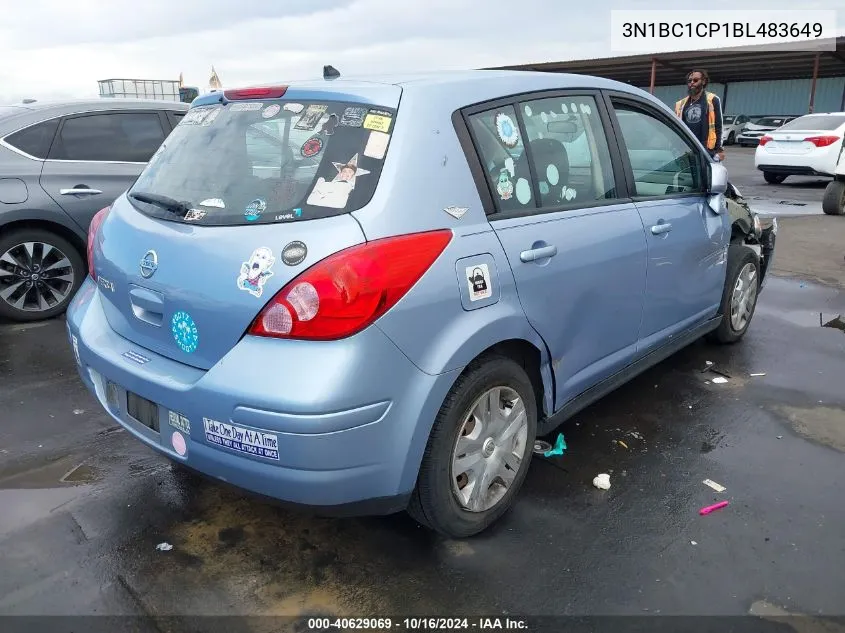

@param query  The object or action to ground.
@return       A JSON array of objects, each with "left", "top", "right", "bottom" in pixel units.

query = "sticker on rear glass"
[
  {"left": 168, "top": 411, "right": 191, "bottom": 434},
  {"left": 320, "top": 113, "right": 339, "bottom": 135},
  {"left": 363, "top": 111, "right": 391, "bottom": 133},
  {"left": 301, "top": 136, "right": 323, "bottom": 157},
  {"left": 495, "top": 112, "right": 519, "bottom": 148},
  {"left": 200, "top": 198, "right": 225, "bottom": 208},
  {"left": 295, "top": 104, "right": 328, "bottom": 130},
  {"left": 201, "top": 108, "right": 221, "bottom": 126},
  {"left": 230, "top": 102, "right": 263, "bottom": 111},
  {"left": 467, "top": 264, "right": 492, "bottom": 301},
  {"left": 341, "top": 107, "right": 366, "bottom": 127},
  {"left": 496, "top": 170, "right": 513, "bottom": 200},
  {"left": 364, "top": 131, "right": 389, "bottom": 159},
  {"left": 284, "top": 103, "right": 305, "bottom": 114},
  {"left": 203, "top": 417, "right": 280, "bottom": 460},
  {"left": 237, "top": 247, "right": 275, "bottom": 298},
  {"left": 262, "top": 103, "right": 281, "bottom": 118},
  {"left": 171, "top": 311, "right": 199, "bottom": 353},
  {"left": 182, "top": 107, "right": 215, "bottom": 125},
  {"left": 306, "top": 153, "right": 370, "bottom": 208},
  {"left": 244, "top": 198, "right": 266, "bottom": 222},
  {"left": 184, "top": 209, "right": 206, "bottom": 221}
]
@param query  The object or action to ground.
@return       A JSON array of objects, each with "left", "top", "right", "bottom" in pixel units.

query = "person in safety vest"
[{"left": 674, "top": 69, "right": 725, "bottom": 162}]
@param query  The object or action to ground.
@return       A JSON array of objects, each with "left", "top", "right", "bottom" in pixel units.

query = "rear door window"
[
  {"left": 3, "top": 118, "right": 59, "bottom": 158},
  {"left": 128, "top": 100, "right": 396, "bottom": 225},
  {"left": 49, "top": 112, "right": 166, "bottom": 162}
]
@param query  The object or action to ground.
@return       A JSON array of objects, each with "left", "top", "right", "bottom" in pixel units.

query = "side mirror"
[{"left": 709, "top": 162, "right": 728, "bottom": 195}]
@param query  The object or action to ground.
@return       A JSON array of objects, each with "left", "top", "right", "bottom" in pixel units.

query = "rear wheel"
[
  {"left": 710, "top": 244, "right": 760, "bottom": 344},
  {"left": 821, "top": 180, "right": 845, "bottom": 216},
  {"left": 727, "top": 132, "right": 735, "bottom": 145},
  {"left": 0, "top": 228, "right": 84, "bottom": 322},
  {"left": 408, "top": 355, "right": 537, "bottom": 538},
  {"left": 763, "top": 171, "right": 787, "bottom": 184}
]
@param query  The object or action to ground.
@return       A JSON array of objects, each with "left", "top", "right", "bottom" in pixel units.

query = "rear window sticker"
[
  {"left": 282, "top": 240, "right": 308, "bottom": 266},
  {"left": 203, "top": 418, "right": 280, "bottom": 461},
  {"left": 262, "top": 103, "right": 281, "bottom": 118},
  {"left": 580, "top": 103, "right": 592, "bottom": 115},
  {"left": 230, "top": 102, "right": 264, "bottom": 111},
  {"left": 184, "top": 209, "right": 206, "bottom": 221},
  {"left": 301, "top": 136, "right": 323, "bottom": 157},
  {"left": 201, "top": 108, "right": 221, "bottom": 126},
  {"left": 563, "top": 186, "right": 577, "bottom": 201},
  {"left": 364, "top": 131, "right": 389, "bottom": 159},
  {"left": 199, "top": 198, "right": 225, "bottom": 208},
  {"left": 172, "top": 311, "right": 199, "bottom": 353},
  {"left": 539, "top": 181, "right": 550, "bottom": 196},
  {"left": 244, "top": 198, "right": 266, "bottom": 222},
  {"left": 168, "top": 411, "right": 191, "bottom": 434},
  {"left": 540, "top": 112, "right": 549, "bottom": 124},
  {"left": 340, "top": 107, "right": 367, "bottom": 127},
  {"left": 467, "top": 264, "right": 492, "bottom": 301},
  {"left": 496, "top": 170, "right": 513, "bottom": 200},
  {"left": 182, "top": 107, "right": 216, "bottom": 125},
  {"left": 320, "top": 113, "right": 339, "bottom": 135},
  {"left": 524, "top": 105, "right": 533, "bottom": 117},
  {"left": 332, "top": 153, "right": 370, "bottom": 188},
  {"left": 306, "top": 178, "right": 351, "bottom": 209},
  {"left": 275, "top": 212, "right": 295, "bottom": 221},
  {"left": 283, "top": 103, "right": 305, "bottom": 114},
  {"left": 363, "top": 112, "right": 391, "bottom": 133},
  {"left": 237, "top": 247, "right": 275, "bottom": 298},
  {"left": 504, "top": 157, "right": 515, "bottom": 177},
  {"left": 495, "top": 112, "right": 519, "bottom": 148},
  {"left": 295, "top": 104, "right": 328, "bottom": 130},
  {"left": 546, "top": 164, "right": 560, "bottom": 186},
  {"left": 515, "top": 178, "right": 531, "bottom": 205}
]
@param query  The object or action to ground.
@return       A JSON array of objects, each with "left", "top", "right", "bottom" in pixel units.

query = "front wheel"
[
  {"left": 408, "top": 355, "right": 537, "bottom": 538},
  {"left": 710, "top": 245, "right": 761, "bottom": 344}
]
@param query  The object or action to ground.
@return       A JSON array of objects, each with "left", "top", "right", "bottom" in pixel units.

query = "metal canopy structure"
[{"left": 485, "top": 36, "right": 845, "bottom": 87}]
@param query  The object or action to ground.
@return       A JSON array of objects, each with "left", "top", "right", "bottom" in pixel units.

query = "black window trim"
[
  {"left": 600, "top": 89, "right": 712, "bottom": 203},
  {"left": 452, "top": 87, "right": 634, "bottom": 222},
  {"left": 47, "top": 109, "right": 169, "bottom": 165}
]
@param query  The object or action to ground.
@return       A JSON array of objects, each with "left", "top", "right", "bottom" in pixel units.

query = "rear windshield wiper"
[{"left": 129, "top": 191, "right": 191, "bottom": 216}]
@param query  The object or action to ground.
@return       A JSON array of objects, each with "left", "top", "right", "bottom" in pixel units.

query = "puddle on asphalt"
[
  {"left": 0, "top": 455, "right": 104, "bottom": 489},
  {"left": 775, "top": 405, "right": 845, "bottom": 453}
]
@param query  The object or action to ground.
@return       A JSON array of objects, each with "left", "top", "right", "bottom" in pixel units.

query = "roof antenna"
[{"left": 323, "top": 65, "right": 341, "bottom": 80}]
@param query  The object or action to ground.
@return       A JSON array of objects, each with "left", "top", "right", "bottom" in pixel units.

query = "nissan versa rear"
[{"left": 67, "top": 71, "right": 759, "bottom": 538}]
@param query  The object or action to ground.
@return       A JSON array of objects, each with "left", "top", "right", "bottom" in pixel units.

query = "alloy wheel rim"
[
  {"left": 730, "top": 262, "right": 758, "bottom": 331},
  {"left": 451, "top": 386, "right": 529, "bottom": 513},
  {"left": 0, "top": 241, "right": 75, "bottom": 312}
]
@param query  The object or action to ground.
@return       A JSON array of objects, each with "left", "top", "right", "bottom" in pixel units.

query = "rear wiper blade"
[{"left": 129, "top": 191, "right": 191, "bottom": 216}]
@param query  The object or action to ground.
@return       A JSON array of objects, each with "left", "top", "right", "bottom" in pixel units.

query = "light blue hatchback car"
[{"left": 65, "top": 69, "right": 776, "bottom": 537}]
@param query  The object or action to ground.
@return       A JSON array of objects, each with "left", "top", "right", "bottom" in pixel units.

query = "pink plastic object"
[{"left": 699, "top": 501, "right": 729, "bottom": 515}]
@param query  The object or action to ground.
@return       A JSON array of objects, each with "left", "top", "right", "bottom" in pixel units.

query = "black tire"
[
  {"left": 407, "top": 354, "right": 537, "bottom": 538},
  {"left": 821, "top": 180, "right": 845, "bottom": 216},
  {"left": 0, "top": 227, "right": 85, "bottom": 322},
  {"left": 710, "top": 244, "right": 761, "bottom": 344},
  {"left": 763, "top": 171, "right": 787, "bottom": 184},
  {"left": 727, "top": 132, "right": 735, "bottom": 145}
]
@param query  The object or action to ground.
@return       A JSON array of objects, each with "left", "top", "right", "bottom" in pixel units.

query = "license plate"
[{"left": 127, "top": 391, "right": 160, "bottom": 432}]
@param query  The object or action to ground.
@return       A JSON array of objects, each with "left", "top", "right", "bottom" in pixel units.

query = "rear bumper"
[
  {"left": 65, "top": 278, "right": 459, "bottom": 514},
  {"left": 756, "top": 163, "right": 834, "bottom": 177}
]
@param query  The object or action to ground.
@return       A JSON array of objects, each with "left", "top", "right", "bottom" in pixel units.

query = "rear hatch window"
[{"left": 128, "top": 99, "right": 396, "bottom": 226}]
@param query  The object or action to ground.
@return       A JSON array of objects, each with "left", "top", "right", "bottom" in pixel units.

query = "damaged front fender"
[{"left": 725, "top": 182, "right": 777, "bottom": 289}]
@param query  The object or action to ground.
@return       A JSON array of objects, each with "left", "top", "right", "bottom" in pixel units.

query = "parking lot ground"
[
  {"left": 1, "top": 261, "right": 844, "bottom": 629},
  {"left": 770, "top": 215, "right": 845, "bottom": 288}
]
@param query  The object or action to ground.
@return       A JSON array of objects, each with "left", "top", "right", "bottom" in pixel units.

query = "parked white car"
[
  {"left": 737, "top": 115, "right": 796, "bottom": 146},
  {"left": 722, "top": 114, "right": 751, "bottom": 145},
  {"left": 754, "top": 113, "right": 845, "bottom": 193}
]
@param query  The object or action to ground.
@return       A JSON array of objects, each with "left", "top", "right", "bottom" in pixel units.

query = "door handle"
[
  {"left": 520, "top": 245, "right": 557, "bottom": 262},
  {"left": 651, "top": 223, "right": 672, "bottom": 235},
  {"left": 60, "top": 188, "right": 103, "bottom": 195}
]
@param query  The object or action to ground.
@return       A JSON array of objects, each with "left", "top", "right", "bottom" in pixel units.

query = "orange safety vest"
[{"left": 675, "top": 92, "right": 717, "bottom": 150}]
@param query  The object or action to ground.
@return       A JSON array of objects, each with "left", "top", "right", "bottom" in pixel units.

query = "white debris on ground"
[
  {"left": 703, "top": 479, "right": 726, "bottom": 492},
  {"left": 156, "top": 542, "right": 173, "bottom": 551},
  {"left": 712, "top": 377, "right": 729, "bottom": 384},
  {"left": 593, "top": 473, "right": 611, "bottom": 490}
]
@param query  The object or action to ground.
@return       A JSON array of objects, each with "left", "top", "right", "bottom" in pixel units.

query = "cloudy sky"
[{"left": 1, "top": 0, "right": 843, "bottom": 104}]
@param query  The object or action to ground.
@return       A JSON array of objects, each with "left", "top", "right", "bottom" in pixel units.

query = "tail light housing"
[
  {"left": 248, "top": 230, "right": 453, "bottom": 341},
  {"left": 87, "top": 205, "right": 111, "bottom": 280},
  {"left": 804, "top": 135, "right": 840, "bottom": 147},
  {"left": 224, "top": 86, "right": 287, "bottom": 100},
  {"left": 759, "top": 135, "right": 772, "bottom": 145}
]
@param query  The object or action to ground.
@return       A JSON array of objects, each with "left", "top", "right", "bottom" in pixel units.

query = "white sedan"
[{"left": 754, "top": 113, "right": 845, "bottom": 189}]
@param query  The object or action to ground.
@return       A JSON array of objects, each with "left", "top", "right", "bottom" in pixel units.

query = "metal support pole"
[{"left": 809, "top": 53, "right": 820, "bottom": 113}]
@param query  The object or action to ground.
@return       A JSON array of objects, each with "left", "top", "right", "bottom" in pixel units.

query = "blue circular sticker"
[
  {"left": 244, "top": 198, "right": 266, "bottom": 222},
  {"left": 171, "top": 311, "right": 199, "bottom": 353}
]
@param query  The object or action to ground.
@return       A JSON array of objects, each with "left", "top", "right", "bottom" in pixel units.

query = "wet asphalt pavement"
[{"left": 1, "top": 273, "right": 844, "bottom": 631}]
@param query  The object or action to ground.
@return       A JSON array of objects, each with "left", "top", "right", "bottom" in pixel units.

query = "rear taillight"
[
  {"left": 759, "top": 135, "right": 772, "bottom": 145},
  {"left": 248, "top": 230, "right": 453, "bottom": 340},
  {"left": 87, "top": 205, "right": 111, "bottom": 280},
  {"left": 224, "top": 86, "right": 287, "bottom": 100},
  {"left": 804, "top": 135, "right": 840, "bottom": 147}
]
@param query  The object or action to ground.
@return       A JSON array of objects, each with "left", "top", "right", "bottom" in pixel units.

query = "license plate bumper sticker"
[{"left": 203, "top": 418, "right": 279, "bottom": 460}]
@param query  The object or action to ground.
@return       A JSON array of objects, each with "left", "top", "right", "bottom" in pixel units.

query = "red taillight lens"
[
  {"left": 87, "top": 205, "right": 111, "bottom": 280},
  {"left": 248, "top": 230, "right": 453, "bottom": 340},
  {"left": 759, "top": 135, "right": 772, "bottom": 145},
  {"left": 804, "top": 135, "right": 840, "bottom": 147},
  {"left": 224, "top": 86, "right": 287, "bottom": 100}
]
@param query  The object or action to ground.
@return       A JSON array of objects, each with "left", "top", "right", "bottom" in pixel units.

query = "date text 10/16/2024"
[{"left": 306, "top": 617, "right": 529, "bottom": 630}]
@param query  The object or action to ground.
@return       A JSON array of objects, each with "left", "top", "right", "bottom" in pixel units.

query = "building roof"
[{"left": 485, "top": 36, "right": 845, "bottom": 86}]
